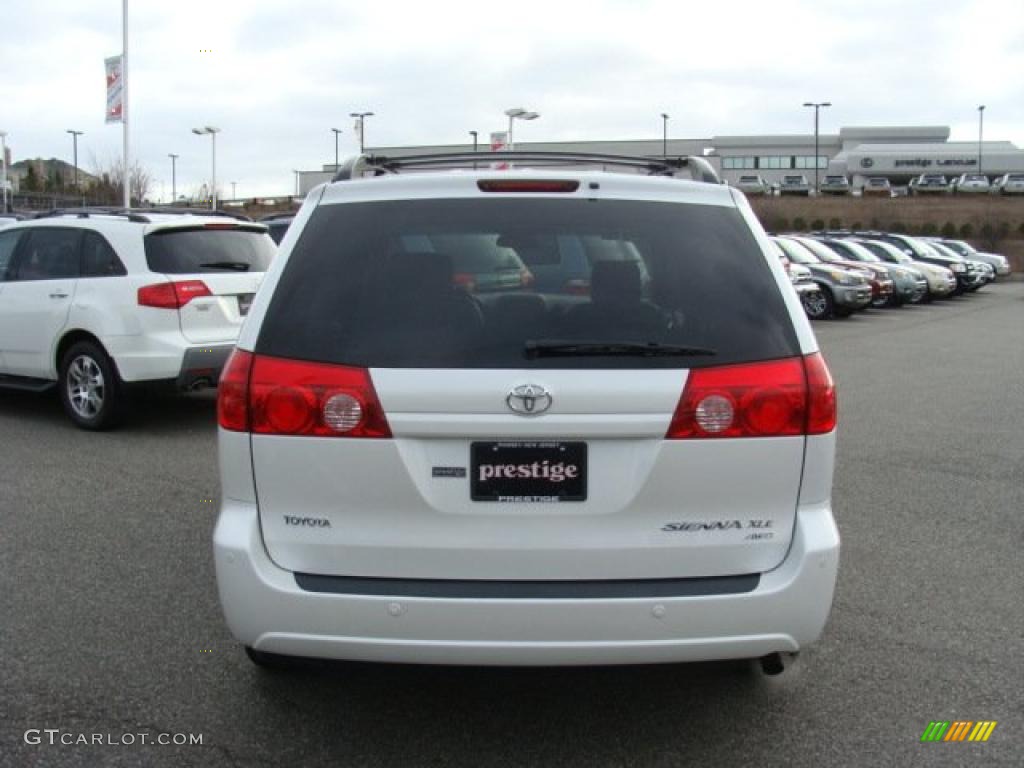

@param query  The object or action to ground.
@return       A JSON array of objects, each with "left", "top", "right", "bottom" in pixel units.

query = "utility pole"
[
  {"left": 168, "top": 153, "right": 178, "bottom": 202},
  {"left": 802, "top": 102, "right": 832, "bottom": 196},
  {"left": 66, "top": 130, "right": 84, "bottom": 190},
  {"left": 661, "top": 113, "right": 669, "bottom": 158},
  {"left": 331, "top": 127, "right": 343, "bottom": 170}
]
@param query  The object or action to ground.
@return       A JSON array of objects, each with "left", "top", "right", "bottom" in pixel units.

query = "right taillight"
[
  {"left": 803, "top": 352, "right": 837, "bottom": 434},
  {"left": 666, "top": 353, "right": 836, "bottom": 439}
]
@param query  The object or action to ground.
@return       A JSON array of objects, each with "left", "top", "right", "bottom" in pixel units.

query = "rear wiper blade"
[
  {"left": 524, "top": 340, "right": 716, "bottom": 359},
  {"left": 199, "top": 261, "right": 250, "bottom": 271}
]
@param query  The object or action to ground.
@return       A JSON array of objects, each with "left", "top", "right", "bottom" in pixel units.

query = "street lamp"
[
  {"left": 293, "top": 170, "right": 300, "bottom": 197},
  {"left": 191, "top": 126, "right": 220, "bottom": 210},
  {"left": 504, "top": 107, "right": 539, "bottom": 151},
  {"left": 469, "top": 130, "right": 478, "bottom": 152},
  {"left": 802, "top": 102, "right": 831, "bottom": 196},
  {"left": 660, "top": 113, "right": 669, "bottom": 158},
  {"left": 977, "top": 105, "right": 985, "bottom": 176},
  {"left": 66, "top": 130, "right": 84, "bottom": 190},
  {"left": 0, "top": 130, "right": 8, "bottom": 213},
  {"left": 168, "top": 153, "right": 178, "bottom": 203},
  {"left": 331, "top": 127, "right": 343, "bottom": 170},
  {"left": 231, "top": 181, "right": 237, "bottom": 199},
  {"left": 350, "top": 112, "right": 374, "bottom": 153}
]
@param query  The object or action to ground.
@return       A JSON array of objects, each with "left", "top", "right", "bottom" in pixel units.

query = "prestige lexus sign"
[{"left": 860, "top": 156, "right": 978, "bottom": 169}]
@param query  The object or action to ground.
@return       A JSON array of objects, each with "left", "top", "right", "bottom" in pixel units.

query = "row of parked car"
[
  {"left": 772, "top": 231, "right": 1010, "bottom": 320},
  {"left": 735, "top": 172, "right": 1024, "bottom": 197}
]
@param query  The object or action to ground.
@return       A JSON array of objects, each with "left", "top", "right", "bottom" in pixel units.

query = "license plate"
[
  {"left": 237, "top": 293, "right": 255, "bottom": 316},
  {"left": 471, "top": 441, "right": 587, "bottom": 502}
]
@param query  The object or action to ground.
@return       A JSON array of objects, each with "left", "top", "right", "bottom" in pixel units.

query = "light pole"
[
  {"left": 350, "top": 112, "right": 374, "bottom": 153},
  {"left": 293, "top": 170, "right": 300, "bottom": 197},
  {"left": 504, "top": 107, "right": 540, "bottom": 151},
  {"left": 231, "top": 181, "right": 237, "bottom": 199},
  {"left": 191, "top": 126, "right": 220, "bottom": 210},
  {"left": 0, "top": 130, "right": 8, "bottom": 213},
  {"left": 66, "top": 130, "right": 84, "bottom": 190},
  {"left": 331, "top": 127, "right": 343, "bottom": 170},
  {"left": 802, "top": 101, "right": 831, "bottom": 196},
  {"left": 660, "top": 113, "right": 669, "bottom": 158},
  {"left": 469, "top": 130, "right": 478, "bottom": 152},
  {"left": 168, "top": 153, "right": 178, "bottom": 203},
  {"left": 977, "top": 105, "right": 985, "bottom": 176}
]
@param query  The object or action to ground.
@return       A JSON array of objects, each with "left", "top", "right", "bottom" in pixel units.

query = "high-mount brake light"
[
  {"left": 477, "top": 180, "right": 580, "bottom": 193},
  {"left": 244, "top": 355, "right": 391, "bottom": 438},
  {"left": 666, "top": 353, "right": 836, "bottom": 439},
  {"left": 203, "top": 222, "right": 238, "bottom": 230},
  {"left": 137, "top": 280, "right": 212, "bottom": 309}
]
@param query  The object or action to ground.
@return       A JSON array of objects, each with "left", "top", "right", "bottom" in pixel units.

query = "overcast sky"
[{"left": 2, "top": 0, "right": 1022, "bottom": 200}]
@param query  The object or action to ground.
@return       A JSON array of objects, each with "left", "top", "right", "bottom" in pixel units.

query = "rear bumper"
[
  {"left": 175, "top": 344, "right": 234, "bottom": 389},
  {"left": 106, "top": 331, "right": 234, "bottom": 385},
  {"left": 213, "top": 501, "right": 840, "bottom": 666}
]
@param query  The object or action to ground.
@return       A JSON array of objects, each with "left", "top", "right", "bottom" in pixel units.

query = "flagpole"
[{"left": 122, "top": 0, "right": 130, "bottom": 208}]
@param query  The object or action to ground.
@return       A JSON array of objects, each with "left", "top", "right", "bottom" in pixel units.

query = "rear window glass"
[
  {"left": 256, "top": 198, "right": 799, "bottom": 370},
  {"left": 144, "top": 227, "right": 274, "bottom": 273}
]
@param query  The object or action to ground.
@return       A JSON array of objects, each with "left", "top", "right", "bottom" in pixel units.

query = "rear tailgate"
[
  {"left": 144, "top": 222, "right": 274, "bottom": 343},
  {"left": 251, "top": 368, "right": 805, "bottom": 581}
]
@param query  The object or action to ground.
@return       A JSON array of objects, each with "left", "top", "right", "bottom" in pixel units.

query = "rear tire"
[{"left": 58, "top": 341, "right": 126, "bottom": 430}]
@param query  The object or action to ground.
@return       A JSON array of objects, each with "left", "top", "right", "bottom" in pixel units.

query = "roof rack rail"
[
  {"left": 142, "top": 206, "right": 252, "bottom": 221},
  {"left": 331, "top": 151, "right": 720, "bottom": 184},
  {"left": 33, "top": 207, "right": 151, "bottom": 223}
]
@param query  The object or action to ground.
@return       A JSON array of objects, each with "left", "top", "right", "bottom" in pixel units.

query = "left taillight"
[
  {"left": 248, "top": 355, "right": 391, "bottom": 438},
  {"left": 217, "top": 349, "right": 253, "bottom": 431},
  {"left": 666, "top": 353, "right": 836, "bottom": 439},
  {"left": 138, "top": 280, "right": 211, "bottom": 309},
  {"left": 218, "top": 352, "right": 391, "bottom": 437}
]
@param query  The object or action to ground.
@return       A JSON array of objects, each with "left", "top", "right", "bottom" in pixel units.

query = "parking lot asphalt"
[{"left": 2, "top": 283, "right": 1022, "bottom": 768}]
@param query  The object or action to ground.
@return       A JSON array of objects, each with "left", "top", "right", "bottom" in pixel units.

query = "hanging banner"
[
  {"left": 490, "top": 132, "right": 509, "bottom": 169},
  {"left": 105, "top": 55, "right": 124, "bottom": 123}
]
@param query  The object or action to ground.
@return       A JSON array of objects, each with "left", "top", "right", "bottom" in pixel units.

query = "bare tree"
[{"left": 89, "top": 153, "right": 154, "bottom": 206}]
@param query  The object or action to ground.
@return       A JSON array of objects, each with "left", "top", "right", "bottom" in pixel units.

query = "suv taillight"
[
  {"left": 666, "top": 353, "right": 835, "bottom": 439},
  {"left": 138, "top": 280, "right": 212, "bottom": 309},
  {"left": 218, "top": 353, "right": 392, "bottom": 437}
]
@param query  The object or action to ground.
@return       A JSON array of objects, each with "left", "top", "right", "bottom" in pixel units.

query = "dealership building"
[{"left": 297, "top": 125, "right": 1024, "bottom": 195}]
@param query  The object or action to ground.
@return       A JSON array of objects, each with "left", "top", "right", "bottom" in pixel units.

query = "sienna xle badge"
[{"left": 214, "top": 151, "right": 840, "bottom": 675}]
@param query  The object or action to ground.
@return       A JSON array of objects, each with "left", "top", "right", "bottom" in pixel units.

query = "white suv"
[
  {"left": 0, "top": 210, "right": 273, "bottom": 428},
  {"left": 214, "top": 152, "right": 840, "bottom": 675}
]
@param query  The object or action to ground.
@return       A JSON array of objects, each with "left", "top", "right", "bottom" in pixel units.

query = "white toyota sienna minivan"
[{"left": 213, "top": 152, "right": 840, "bottom": 675}]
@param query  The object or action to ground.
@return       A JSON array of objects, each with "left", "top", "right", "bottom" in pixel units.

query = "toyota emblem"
[{"left": 506, "top": 384, "right": 552, "bottom": 416}]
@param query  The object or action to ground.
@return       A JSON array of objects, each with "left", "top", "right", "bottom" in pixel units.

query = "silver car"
[
  {"left": 779, "top": 175, "right": 811, "bottom": 196},
  {"left": 735, "top": 174, "right": 771, "bottom": 196},
  {"left": 930, "top": 239, "right": 1011, "bottom": 277},
  {"left": 991, "top": 173, "right": 1024, "bottom": 195},
  {"left": 951, "top": 174, "right": 990, "bottom": 194}
]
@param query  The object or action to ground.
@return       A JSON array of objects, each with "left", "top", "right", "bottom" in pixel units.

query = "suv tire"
[{"left": 59, "top": 341, "right": 125, "bottom": 430}]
